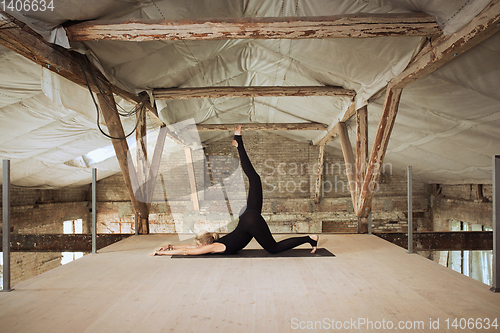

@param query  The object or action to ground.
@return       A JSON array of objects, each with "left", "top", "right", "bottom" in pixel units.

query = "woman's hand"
[{"left": 159, "top": 244, "right": 174, "bottom": 251}]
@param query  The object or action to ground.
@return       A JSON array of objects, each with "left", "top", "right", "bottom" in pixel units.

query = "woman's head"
[{"left": 195, "top": 230, "right": 219, "bottom": 247}]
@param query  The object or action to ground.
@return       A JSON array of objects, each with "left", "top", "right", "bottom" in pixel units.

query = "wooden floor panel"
[{"left": 1, "top": 234, "right": 499, "bottom": 332}]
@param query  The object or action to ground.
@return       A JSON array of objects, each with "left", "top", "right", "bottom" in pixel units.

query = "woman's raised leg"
[{"left": 233, "top": 125, "right": 263, "bottom": 214}]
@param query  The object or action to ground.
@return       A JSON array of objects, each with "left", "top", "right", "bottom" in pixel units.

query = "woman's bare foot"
[
  {"left": 232, "top": 125, "right": 242, "bottom": 147},
  {"left": 309, "top": 234, "right": 319, "bottom": 253}
]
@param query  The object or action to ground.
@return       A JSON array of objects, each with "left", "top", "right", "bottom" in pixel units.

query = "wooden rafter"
[
  {"left": 64, "top": 13, "right": 440, "bottom": 42},
  {"left": 355, "top": 0, "right": 500, "bottom": 218},
  {"left": 391, "top": 0, "right": 500, "bottom": 89},
  {"left": 154, "top": 86, "right": 355, "bottom": 100},
  {"left": 194, "top": 123, "right": 328, "bottom": 131}
]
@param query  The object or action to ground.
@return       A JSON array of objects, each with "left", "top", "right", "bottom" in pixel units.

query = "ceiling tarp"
[{"left": 0, "top": 0, "right": 498, "bottom": 187}]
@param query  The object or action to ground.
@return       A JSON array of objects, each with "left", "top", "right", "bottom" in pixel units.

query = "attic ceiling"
[{"left": 0, "top": 0, "right": 499, "bottom": 187}]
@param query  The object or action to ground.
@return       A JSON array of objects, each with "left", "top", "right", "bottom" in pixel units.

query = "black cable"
[{"left": 76, "top": 56, "right": 146, "bottom": 140}]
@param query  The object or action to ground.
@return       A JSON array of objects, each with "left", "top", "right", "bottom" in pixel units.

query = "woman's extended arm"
[
  {"left": 151, "top": 242, "right": 225, "bottom": 256},
  {"left": 158, "top": 244, "right": 195, "bottom": 251}
]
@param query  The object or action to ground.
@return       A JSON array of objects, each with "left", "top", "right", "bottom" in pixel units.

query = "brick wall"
[
  {"left": 431, "top": 184, "right": 492, "bottom": 231},
  {"left": 0, "top": 186, "right": 90, "bottom": 287},
  {"left": 92, "top": 132, "right": 432, "bottom": 235}
]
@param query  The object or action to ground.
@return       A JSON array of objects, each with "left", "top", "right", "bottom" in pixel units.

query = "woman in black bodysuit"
[{"left": 151, "top": 125, "right": 318, "bottom": 256}]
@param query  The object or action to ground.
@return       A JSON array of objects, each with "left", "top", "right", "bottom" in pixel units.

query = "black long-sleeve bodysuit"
[{"left": 214, "top": 135, "right": 316, "bottom": 254}]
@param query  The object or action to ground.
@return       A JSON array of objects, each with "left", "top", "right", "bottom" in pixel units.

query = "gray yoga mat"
[{"left": 171, "top": 248, "right": 335, "bottom": 258}]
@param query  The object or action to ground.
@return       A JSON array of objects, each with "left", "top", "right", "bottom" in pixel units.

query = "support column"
[
  {"left": 356, "top": 106, "right": 368, "bottom": 214},
  {"left": 314, "top": 143, "right": 326, "bottom": 204},
  {"left": 407, "top": 166, "right": 413, "bottom": 254},
  {"left": 2, "top": 160, "right": 12, "bottom": 291},
  {"left": 491, "top": 155, "right": 500, "bottom": 292},
  {"left": 92, "top": 168, "right": 97, "bottom": 254}
]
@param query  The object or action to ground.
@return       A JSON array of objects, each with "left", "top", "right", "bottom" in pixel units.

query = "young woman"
[{"left": 151, "top": 125, "right": 318, "bottom": 256}]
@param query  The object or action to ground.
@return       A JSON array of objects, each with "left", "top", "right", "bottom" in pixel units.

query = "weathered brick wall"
[
  {"left": 0, "top": 186, "right": 90, "bottom": 287},
  {"left": 94, "top": 132, "right": 431, "bottom": 234},
  {"left": 431, "top": 184, "right": 492, "bottom": 231}
]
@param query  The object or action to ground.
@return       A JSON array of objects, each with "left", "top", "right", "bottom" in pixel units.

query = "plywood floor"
[{"left": 1, "top": 234, "right": 499, "bottom": 332}]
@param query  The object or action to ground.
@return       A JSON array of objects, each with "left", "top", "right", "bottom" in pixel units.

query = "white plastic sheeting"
[{"left": 0, "top": 0, "right": 498, "bottom": 187}]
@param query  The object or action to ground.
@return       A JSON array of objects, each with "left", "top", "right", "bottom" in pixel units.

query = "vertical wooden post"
[
  {"left": 314, "top": 143, "right": 326, "bottom": 204},
  {"left": 338, "top": 122, "right": 357, "bottom": 209},
  {"left": 2, "top": 160, "right": 12, "bottom": 292},
  {"left": 491, "top": 155, "right": 500, "bottom": 292},
  {"left": 136, "top": 108, "right": 148, "bottom": 202},
  {"left": 97, "top": 85, "right": 149, "bottom": 234},
  {"left": 356, "top": 106, "right": 368, "bottom": 214}
]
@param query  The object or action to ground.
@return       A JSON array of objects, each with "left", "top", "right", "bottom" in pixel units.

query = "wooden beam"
[
  {"left": 65, "top": 13, "right": 440, "bottom": 42},
  {"left": 375, "top": 231, "right": 493, "bottom": 251},
  {"left": 136, "top": 108, "right": 148, "bottom": 203},
  {"left": 357, "top": 88, "right": 402, "bottom": 217},
  {"left": 338, "top": 123, "right": 356, "bottom": 209},
  {"left": 154, "top": 86, "right": 355, "bottom": 100},
  {"left": 0, "top": 10, "right": 163, "bottom": 126},
  {"left": 0, "top": 234, "right": 131, "bottom": 252},
  {"left": 356, "top": 106, "right": 368, "bottom": 215},
  {"left": 314, "top": 143, "right": 326, "bottom": 204},
  {"left": 194, "top": 123, "right": 328, "bottom": 131},
  {"left": 97, "top": 85, "right": 150, "bottom": 234},
  {"left": 312, "top": 102, "right": 355, "bottom": 146},
  {"left": 391, "top": 0, "right": 500, "bottom": 89},
  {"left": 184, "top": 147, "right": 200, "bottom": 211}
]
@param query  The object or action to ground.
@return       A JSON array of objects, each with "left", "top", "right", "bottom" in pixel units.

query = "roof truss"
[{"left": 64, "top": 13, "right": 440, "bottom": 42}]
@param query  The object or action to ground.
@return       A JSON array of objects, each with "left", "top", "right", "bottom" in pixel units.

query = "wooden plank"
[
  {"left": 314, "top": 143, "right": 326, "bottom": 204},
  {"left": 338, "top": 123, "right": 356, "bottom": 209},
  {"left": 0, "top": 234, "right": 131, "bottom": 252},
  {"left": 97, "top": 85, "right": 150, "bottom": 233},
  {"left": 194, "top": 123, "right": 328, "bottom": 131},
  {"left": 375, "top": 231, "right": 493, "bottom": 251},
  {"left": 391, "top": 0, "right": 500, "bottom": 89},
  {"left": 356, "top": 106, "right": 368, "bottom": 215},
  {"left": 357, "top": 88, "right": 402, "bottom": 217},
  {"left": 154, "top": 86, "right": 355, "bottom": 100},
  {"left": 0, "top": 10, "right": 163, "bottom": 126},
  {"left": 184, "top": 147, "right": 200, "bottom": 211},
  {"left": 64, "top": 13, "right": 440, "bottom": 42}
]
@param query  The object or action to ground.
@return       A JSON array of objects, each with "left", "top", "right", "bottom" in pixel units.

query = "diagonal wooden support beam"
[
  {"left": 356, "top": 87, "right": 402, "bottom": 218},
  {"left": 154, "top": 86, "right": 355, "bottom": 100},
  {"left": 338, "top": 123, "right": 356, "bottom": 209},
  {"left": 391, "top": 0, "right": 500, "bottom": 89},
  {"left": 64, "top": 13, "right": 440, "bottom": 42},
  {"left": 97, "top": 84, "right": 150, "bottom": 234},
  {"left": 356, "top": 106, "right": 368, "bottom": 215},
  {"left": 0, "top": 10, "right": 165, "bottom": 127}
]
